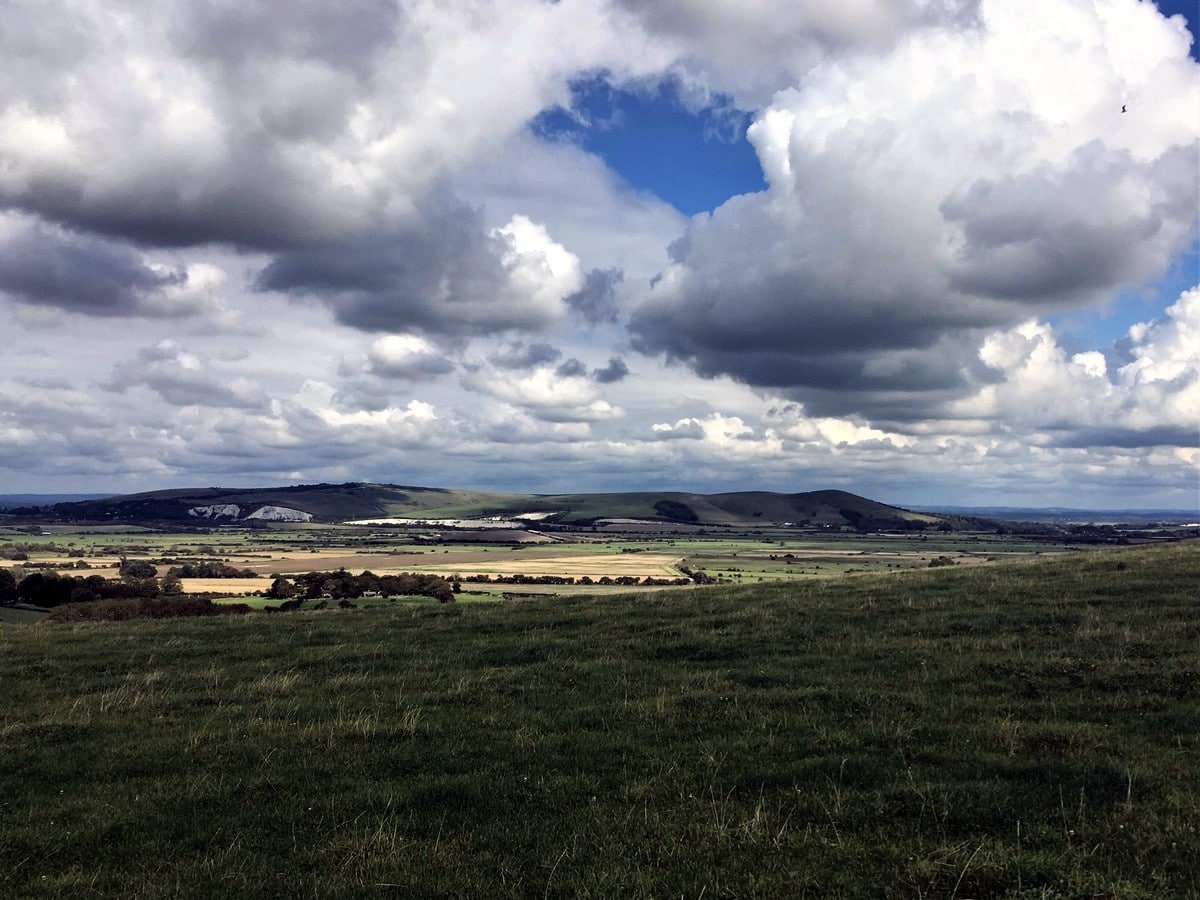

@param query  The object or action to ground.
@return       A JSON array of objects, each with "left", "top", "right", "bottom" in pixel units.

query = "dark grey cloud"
[
  {"left": 489, "top": 341, "right": 563, "bottom": 370},
  {"left": 3, "top": 154, "right": 367, "bottom": 252},
  {"left": 255, "top": 196, "right": 563, "bottom": 335},
  {"left": 591, "top": 356, "right": 630, "bottom": 383},
  {"left": 174, "top": 0, "right": 401, "bottom": 79},
  {"left": 555, "top": 358, "right": 588, "bottom": 378},
  {"left": 0, "top": 381, "right": 110, "bottom": 430},
  {"left": 630, "top": 143, "right": 1196, "bottom": 424},
  {"left": 0, "top": 219, "right": 201, "bottom": 317},
  {"left": 0, "top": 0, "right": 589, "bottom": 339},
  {"left": 942, "top": 143, "right": 1199, "bottom": 304},
  {"left": 629, "top": 261, "right": 993, "bottom": 417},
  {"left": 611, "top": 0, "right": 982, "bottom": 107},
  {"left": 0, "top": 1, "right": 405, "bottom": 251},
  {"left": 565, "top": 267, "right": 623, "bottom": 324},
  {"left": 1052, "top": 424, "right": 1200, "bottom": 450},
  {"left": 616, "top": 0, "right": 982, "bottom": 44},
  {"left": 365, "top": 356, "right": 456, "bottom": 381},
  {"left": 105, "top": 343, "right": 266, "bottom": 410}
]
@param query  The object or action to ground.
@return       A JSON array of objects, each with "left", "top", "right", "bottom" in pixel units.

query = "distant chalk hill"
[
  {"left": 188, "top": 504, "right": 314, "bottom": 522},
  {"left": 35, "top": 482, "right": 941, "bottom": 529}
]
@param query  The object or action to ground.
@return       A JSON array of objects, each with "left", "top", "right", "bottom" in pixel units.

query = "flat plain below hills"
[{"left": 0, "top": 528, "right": 1072, "bottom": 602}]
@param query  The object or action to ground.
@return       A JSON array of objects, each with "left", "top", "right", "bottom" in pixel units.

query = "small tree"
[
  {"left": 119, "top": 559, "right": 158, "bottom": 579},
  {"left": 266, "top": 577, "right": 297, "bottom": 599},
  {"left": 69, "top": 586, "right": 97, "bottom": 605},
  {"left": 0, "top": 568, "right": 17, "bottom": 605}
]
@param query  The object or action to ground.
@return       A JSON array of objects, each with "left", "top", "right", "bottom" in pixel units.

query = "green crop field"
[{"left": 2, "top": 541, "right": 1197, "bottom": 898}]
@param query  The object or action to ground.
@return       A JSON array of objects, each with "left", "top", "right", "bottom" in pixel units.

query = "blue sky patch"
[
  {"left": 1155, "top": 0, "right": 1198, "bottom": 59},
  {"left": 532, "top": 74, "right": 766, "bottom": 215},
  {"left": 1048, "top": 240, "right": 1199, "bottom": 355}
]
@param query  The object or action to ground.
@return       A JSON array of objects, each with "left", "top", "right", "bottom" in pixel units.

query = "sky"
[{"left": 0, "top": 0, "right": 1197, "bottom": 510}]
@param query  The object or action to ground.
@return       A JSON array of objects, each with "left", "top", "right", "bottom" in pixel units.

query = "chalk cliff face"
[
  {"left": 244, "top": 506, "right": 313, "bottom": 522},
  {"left": 188, "top": 504, "right": 312, "bottom": 522},
  {"left": 189, "top": 504, "right": 241, "bottom": 519}
]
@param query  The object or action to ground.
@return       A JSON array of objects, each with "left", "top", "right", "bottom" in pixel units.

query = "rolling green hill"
[
  {"left": 2, "top": 542, "right": 1196, "bottom": 897},
  {"left": 46, "top": 483, "right": 504, "bottom": 525},
  {"left": 41, "top": 482, "right": 939, "bottom": 528}
]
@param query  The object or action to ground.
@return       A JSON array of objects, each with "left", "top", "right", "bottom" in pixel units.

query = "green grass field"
[
  {"left": 0, "top": 604, "right": 46, "bottom": 625},
  {"left": 2, "top": 542, "right": 1197, "bottom": 898}
]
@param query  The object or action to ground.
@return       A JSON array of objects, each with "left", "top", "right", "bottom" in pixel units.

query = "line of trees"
[
  {"left": 164, "top": 561, "right": 259, "bottom": 579},
  {"left": 838, "top": 509, "right": 933, "bottom": 533},
  {"left": 266, "top": 569, "right": 455, "bottom": 603}
]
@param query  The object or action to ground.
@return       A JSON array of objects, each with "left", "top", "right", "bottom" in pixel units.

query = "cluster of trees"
[
  {"left": 653, "top": 500, "right": 700, "bottom": 523},
  {"left": 675, "top": 564, "right": 716, "bottom": 584},
  {"left": 838, "top": 509, "right": 933, "bottom": 533},
  {"left": 164, "top": 561, "right": 259, "bottom": 579},
  {"left": 266, "top": 569, "right": 455, "bottom": 603},
  {"left": 4, "top": 571, "right": 160, "bottom": 608},
  {"left": 118, "top": 559, "right": 158, "bottom": 579}
]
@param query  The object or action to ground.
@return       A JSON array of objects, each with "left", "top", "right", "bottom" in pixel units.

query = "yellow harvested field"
[
  {"left": 240, "top": 552, "right": 435, "bottom": 574},
  {"left": 409, "top": 553, "right": 683, "bottom": 579},
  {"left": 179, "top": 578, "right": 265, "bottom": 596}
]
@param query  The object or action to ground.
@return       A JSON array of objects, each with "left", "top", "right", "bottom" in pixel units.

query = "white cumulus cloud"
[{"left": 631, "top": 0, "right": 1199, "bottom": 420}]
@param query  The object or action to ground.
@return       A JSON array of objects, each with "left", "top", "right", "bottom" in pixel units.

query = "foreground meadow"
[{"left": 2, "top": 542, "right": 1197, "bottom": 898}]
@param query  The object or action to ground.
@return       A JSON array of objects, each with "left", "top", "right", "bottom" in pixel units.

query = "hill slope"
[{"left": 39, "top": 482, "right": 939, "bottom": 528}]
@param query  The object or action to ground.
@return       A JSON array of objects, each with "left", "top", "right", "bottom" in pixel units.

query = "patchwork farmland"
[{"left": 0, "top": 521, "right": 1107, "bottom": 607}]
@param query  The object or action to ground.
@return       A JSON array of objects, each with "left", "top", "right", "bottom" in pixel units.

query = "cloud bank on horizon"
[{"left": 0, "top": 0, "right": 1197, "bottom": 508}]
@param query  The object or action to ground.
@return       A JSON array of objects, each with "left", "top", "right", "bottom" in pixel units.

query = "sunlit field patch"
[
  {"left": 177, "top": 577, "right": 266, "bottom": 596},
  {"left": 408, "top": 551, "right": 684, "bottom": 579}
]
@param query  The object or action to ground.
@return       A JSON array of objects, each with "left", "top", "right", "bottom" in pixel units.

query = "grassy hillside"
[
  {"left": 44, "top": 482, "right": 938, "bottom": 528},
  {"left": 49, "top": 483, "right": 508, "bottom": 524},
  {"left": 704, "top": 489, "right": 939, "bottom": 525},
  {"left": 2, "top": 542, "right": 1197, "bottom": 897}
]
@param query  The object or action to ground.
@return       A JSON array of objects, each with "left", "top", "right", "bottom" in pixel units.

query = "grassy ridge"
[
  {"left": 2, "top": 543, "right": 1197, "bottom": 898},
  {"left": 46, "top": 482, "right": 935, "bottom": 526}
]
